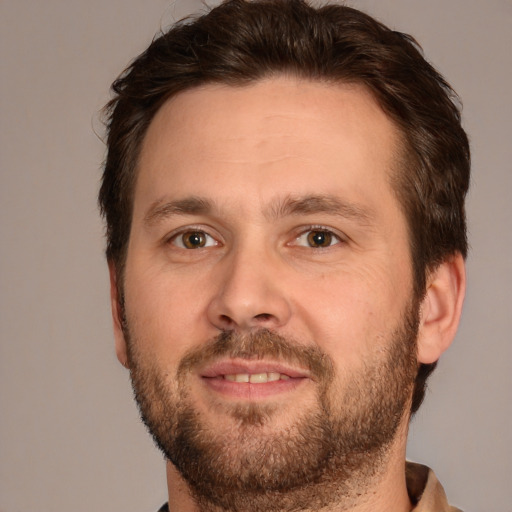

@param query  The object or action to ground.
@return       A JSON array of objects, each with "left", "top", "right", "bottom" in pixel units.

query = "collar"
[{"left": 407, "top": 462, "right": 462, "bottom": 511}]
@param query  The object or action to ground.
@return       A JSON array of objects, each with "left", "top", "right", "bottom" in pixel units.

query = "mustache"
[{"left": 177, "top": 328, "right": 334, "bottom": 383}]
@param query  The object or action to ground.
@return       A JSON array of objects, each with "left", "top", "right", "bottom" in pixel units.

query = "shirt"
[
  {"left": 157, "top": 462, "right": 462, "bottom": 511},
  {"left": 407, "top": 462, "right": 462, "bottom": 511}
]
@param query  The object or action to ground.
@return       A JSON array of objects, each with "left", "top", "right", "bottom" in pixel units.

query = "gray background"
[{"left": 1, "top": 1, "right": 511, "bottom": 511}]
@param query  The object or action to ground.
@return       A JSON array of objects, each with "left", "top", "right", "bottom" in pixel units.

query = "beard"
[{"left": 124, "top": 302, "right": 419, "bottom": 512}]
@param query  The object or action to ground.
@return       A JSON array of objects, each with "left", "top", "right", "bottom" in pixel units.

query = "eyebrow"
[
  {"left": 265, "top": 194, "right": 376, "bottom": 226},
  {"left": 143, "top": 196, "right": 213, "bottom": 227},
  {"left": 143, "top": 194, "right": 375, "bottom": 227}
]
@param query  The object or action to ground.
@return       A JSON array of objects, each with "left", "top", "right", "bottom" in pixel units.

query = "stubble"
[{"left": 125, "top": 304, "right": 419, "bottom": 512}]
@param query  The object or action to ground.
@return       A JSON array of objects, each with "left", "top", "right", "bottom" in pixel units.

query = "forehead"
[{"left": 135, "top": 77, "right": 403, "bottom": 219}]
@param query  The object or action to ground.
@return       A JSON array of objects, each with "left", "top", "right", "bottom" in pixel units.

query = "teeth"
[
  {"left": 224, "top": 372, "right": 289, "bottom": 383},
  {"left": 249, "top": 373, "right": 267, "bottom": 383}
]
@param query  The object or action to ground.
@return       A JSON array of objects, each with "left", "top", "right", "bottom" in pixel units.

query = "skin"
[{"left": 109, "top": 77, "right": 466, "bottom": 511}]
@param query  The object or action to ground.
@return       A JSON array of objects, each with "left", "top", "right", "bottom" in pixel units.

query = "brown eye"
[
  {"left": 173, "top": 231, "right": 216, "bottom": 249},
  {"left": 306, "top": 230, "right": 333, "bottom": 248},
  {"left": 183, "top": 232, "right": 205, "bottom": 248}
]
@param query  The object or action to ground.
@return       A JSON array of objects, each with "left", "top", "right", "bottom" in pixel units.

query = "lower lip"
[{"left": 201, "top": 376, "right": 307, "bottom": 400}]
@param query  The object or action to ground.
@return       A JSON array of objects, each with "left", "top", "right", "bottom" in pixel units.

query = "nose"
[{"left": 206, "top": 245, "right": 292, "bottom": 332}]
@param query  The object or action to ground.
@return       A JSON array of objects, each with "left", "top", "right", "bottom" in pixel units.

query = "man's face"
[{"left": 116, "top": 78, "right": 419, "bottom": 509}]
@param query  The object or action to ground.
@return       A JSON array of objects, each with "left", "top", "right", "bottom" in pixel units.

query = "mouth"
[
  {"left": 223, "top": 372, "right": 291, "bottom": 383},
  {"left": 199, "top": 360, "right": 310, "bottom": 399}
]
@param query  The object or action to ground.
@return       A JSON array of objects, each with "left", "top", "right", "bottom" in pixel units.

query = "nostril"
[
  {"left": 219, "top": 314, "right": 234, "bottom": 326},
  {"left": 254, "top": 313, "right": 273, "bottom": 321}
]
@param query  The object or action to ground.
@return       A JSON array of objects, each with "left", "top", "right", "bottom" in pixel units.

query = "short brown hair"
[{"left": 99, "top": 0, "right": 470, "bottom": 414}]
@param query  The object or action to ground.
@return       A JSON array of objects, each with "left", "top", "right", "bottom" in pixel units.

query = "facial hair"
[{"left": 124, "top": 303, "right": 419, "bottom": 512}]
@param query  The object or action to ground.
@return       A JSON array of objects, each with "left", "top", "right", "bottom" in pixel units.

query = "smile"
[
  {"left": 223, "top": 372, "right": 291, "bottom": 383},
  {"left": 199, "top": 360, "right": 309, "bottom": 399},
  {"left": 200, "top": 359, "right": 310, "bottom": 380}
]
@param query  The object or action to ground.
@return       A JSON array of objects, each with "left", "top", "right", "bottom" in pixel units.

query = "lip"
[
  {"left": 200, "top": 359, "right": 311, "bottom": 379},
  {"left": 199, "top": 359, "right": 311, "bottom": 400}
]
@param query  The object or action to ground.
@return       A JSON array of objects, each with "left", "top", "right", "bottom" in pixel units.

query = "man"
[{"left": 99, "top": 0, "right": 469, "bottom": 510}]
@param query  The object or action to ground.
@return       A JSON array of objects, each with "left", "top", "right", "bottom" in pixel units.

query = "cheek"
[
  {"left": 292, "top": 264, "right": 410, "bottom": 362},
  {"left": 122, "top": 266, "right": 210, "bottom": 364}
]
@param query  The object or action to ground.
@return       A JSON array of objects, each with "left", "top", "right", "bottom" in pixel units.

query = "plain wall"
[{"left": 1, "top": 1, "right": 510, "bottom": 511}]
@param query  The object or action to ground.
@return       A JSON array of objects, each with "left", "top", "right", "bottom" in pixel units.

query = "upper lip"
[{"left": 200, "top": 359, "right": 311, "bottom": 379}]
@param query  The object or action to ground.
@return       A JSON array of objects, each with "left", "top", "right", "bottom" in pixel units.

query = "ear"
[
  {"left": 417, "top": 253, "right": 466, "bottom": 364},
  {"left": 108, "top": 261, "right": 130, "bottom": 369}
]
